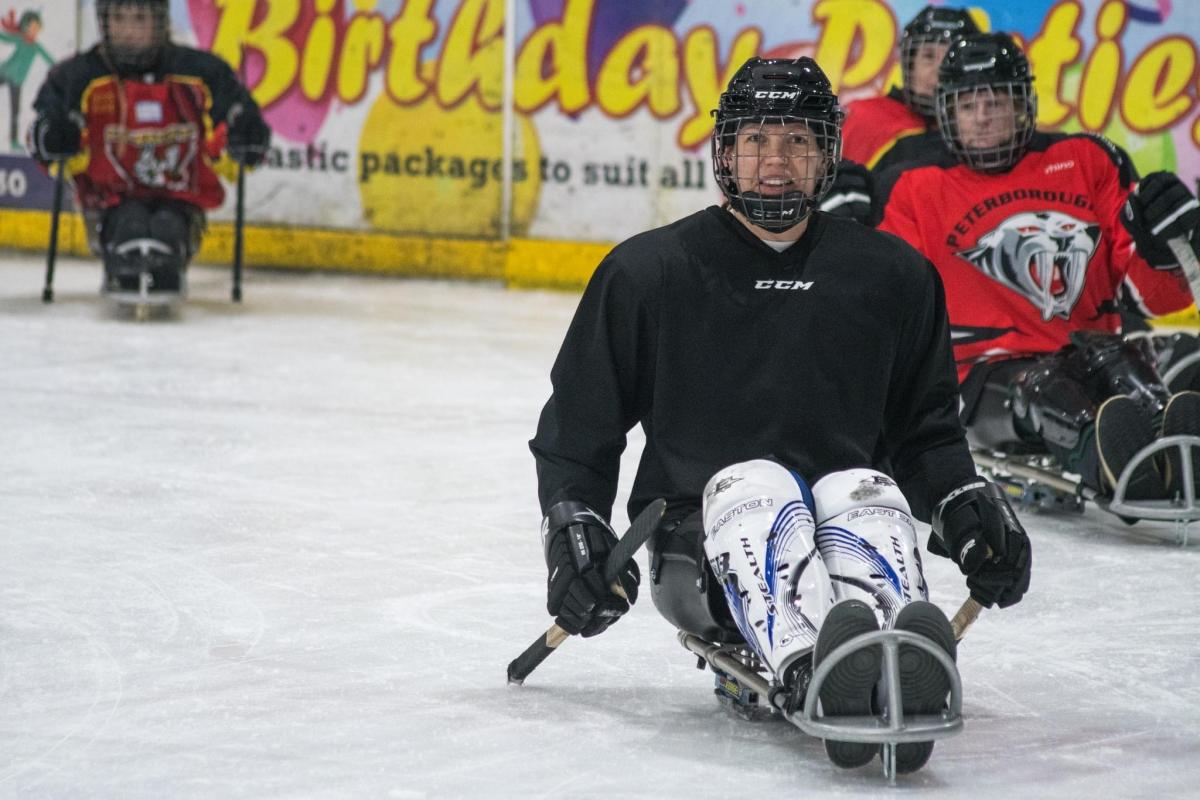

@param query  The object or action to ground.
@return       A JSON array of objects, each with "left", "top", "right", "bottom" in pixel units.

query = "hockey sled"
[
  {"left": 973, "top": 436, "right": 1200, "bottom": 546},
  {"left": 679, "top": 630, "right": 963, "bottom": 782},
  {"left": 103, "top": 238, "right": 186, "bottom": 320}
]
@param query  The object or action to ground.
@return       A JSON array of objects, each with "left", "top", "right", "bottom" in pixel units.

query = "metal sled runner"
[
  {"left": 973, "top": 434, "right": 1200, "bottom": 546},
  {"left": 679, "top": 630, "right": 963, "bottom": 782}
]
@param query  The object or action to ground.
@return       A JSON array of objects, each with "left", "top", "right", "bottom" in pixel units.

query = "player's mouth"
[{"left": 758, "top": 176, "right": 794, "bottom": 196}]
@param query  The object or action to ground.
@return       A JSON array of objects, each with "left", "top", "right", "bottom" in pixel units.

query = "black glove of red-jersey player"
[
  {"left": 543, "top": 500, "right": 640, "bottom": 637},
  {"left": 29, "top": 110, "right": 82, "bottom": 162},
  {"left": 818, "top": 159, "right": 874, "bottom": 225},
  {"left": 226, "top": 103, "right": 271, "bottom": 167},
  {"left": 931, "top": 478, "right": 1031, "bottom": 609},
  {"left": 1123, "top": 171, "right": 1200, "bottom": 269}
]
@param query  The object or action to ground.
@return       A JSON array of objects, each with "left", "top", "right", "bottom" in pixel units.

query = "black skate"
[
  {"left": 809, "top": 599, "right": 881, "bottom": 769},
  {"left": 890, "top": 600, "right": 957, "bottom": 774},
  {"left": 1162, "top": 391, "right": 1200, "bottom": 499},
  {"left": 1096, "top": 395, "right": 1164, "bottom": 500}
]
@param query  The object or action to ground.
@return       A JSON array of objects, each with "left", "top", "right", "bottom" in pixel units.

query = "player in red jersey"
[
  {"left": 822, "top": 6, "right": 979, "bottom": 225},
  {"left": 27, "top": 0, "right": 269, "bottom": 297},
  {"left": 877, "top": 32, "right": 1200, "bottom": 502},
  {"left": 842, "top": 5, "right": 979, "bottom": 171}
]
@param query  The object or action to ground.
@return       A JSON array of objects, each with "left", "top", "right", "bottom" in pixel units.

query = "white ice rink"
[{"left": 2, "top": 254, "right": 1198, "bottom": 798}]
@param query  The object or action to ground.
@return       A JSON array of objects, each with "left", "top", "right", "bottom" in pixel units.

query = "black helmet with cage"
[
  {"left": 97, "top": 0, "right": 169, "bottom": 73},
  {"left": 936, "top": 32, "right": 1038, "bottom": 174},
  {"left": 899, "top": 5, "right": 981, "bottom": 118},
  {"left": 711, "top": 57, "right": 843, "bottom": 232}
]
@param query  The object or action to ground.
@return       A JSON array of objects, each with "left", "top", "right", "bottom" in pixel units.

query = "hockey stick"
[
  {"left": 1166, "top": 235, "right": 1200, "bottom": 309},
  {"left": 950, "top": 596, "right": 983, "bottom": 642},
  {"left": 231, "top": 44, "right": 248, "bottom": 303},
  {"left": 507, "top": 498, "right": 667, "bottom": 685},
  {"left": 232, "top": 158, "right": 245, "bottom": 302},
  {"left": 42, "top": 159, "right": 66, "bottom": 303}
]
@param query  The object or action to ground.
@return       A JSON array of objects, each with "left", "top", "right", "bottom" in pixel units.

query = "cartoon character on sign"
[{"left": 0, "top": 9, "right": 54, "bottom": 151}]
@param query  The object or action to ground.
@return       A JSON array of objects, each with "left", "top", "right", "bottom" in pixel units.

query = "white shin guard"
[
  {"left": 702, "top": 459, "right": 834, "bottom": 677},
  {"left": 812, "top": 468, "right": 928, "bottom": 629}
]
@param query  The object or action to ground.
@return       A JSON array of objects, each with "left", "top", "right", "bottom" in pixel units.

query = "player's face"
[
  {"left": 729, "top": 120, "right": 825, "bottom": 198},
  {"left": 952, "top": 86, "right": 1017, "bottom": 149},
  {"left": 909, "top": 41, "right": 950, "bottom": 99},
  {"left": 106, "top": 5, "right": 158, "bottom": 52}
]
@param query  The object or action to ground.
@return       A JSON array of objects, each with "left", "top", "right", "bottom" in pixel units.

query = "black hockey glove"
[
  {"left": 226, "top": 103, "right": 271, "bottom": 167},
  {"left": 543, "top": 500, "right": 640, "bottom": 637},
  {"left": 29, "top": 110, "right": 83, "bottom": 162},
  {"left": 1122, "top": 171, "right": 1200, "bottom": 269},
  {"left": 931, "top": 479, "right": 1031, "bottom": 609},
  {"left": 818, "top": 160, "right": 874, "bottom": 225}
]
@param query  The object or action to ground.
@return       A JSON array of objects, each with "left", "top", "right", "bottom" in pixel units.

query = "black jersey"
[{"left": 530, "top": 207, "right": 977, "bottom": 524}]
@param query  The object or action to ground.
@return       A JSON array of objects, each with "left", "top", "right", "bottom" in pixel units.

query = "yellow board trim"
[{"left": 0, "top": 207, "right": 612, "bottom": 290}]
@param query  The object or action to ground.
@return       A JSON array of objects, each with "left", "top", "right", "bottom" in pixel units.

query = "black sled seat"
[{"left": 678, "top": 629, "right": 963, "bottom": 782}]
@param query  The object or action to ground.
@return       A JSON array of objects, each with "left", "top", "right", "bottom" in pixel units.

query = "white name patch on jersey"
[{"left": 135, "top": 101, "right": 164, "bottom": 124}]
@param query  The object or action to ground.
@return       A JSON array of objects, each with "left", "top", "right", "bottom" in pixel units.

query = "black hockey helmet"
[
  {"left": 900, "top": 5, "right": 981, "bottom": 117},
  {"left": 711, "top": 57, "right": 843, "bottom": 232},
  {"left": 97, "top": 0, "right": 169, "bottom": 74},
  {"left": 936, "top": 33, "right": 1037, "bottom": 173}
]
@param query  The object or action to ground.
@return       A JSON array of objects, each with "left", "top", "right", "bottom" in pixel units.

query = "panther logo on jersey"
[{"left": 957, "top": 210, "right": 1101, "bottom": 321}]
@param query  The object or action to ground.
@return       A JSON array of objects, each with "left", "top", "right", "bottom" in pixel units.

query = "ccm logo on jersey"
[
  {"left": 755, "top": 279, "right": 813, "bottom": 290},
  {"left": 755, "top": 90, "right": 799, "bottom": 99}
]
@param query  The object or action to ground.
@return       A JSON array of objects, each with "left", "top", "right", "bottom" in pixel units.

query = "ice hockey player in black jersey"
[
  {"left": 876, "top": 32, "right": 1200, "bottom": 508},
  {"left": 28, "top": 0, "right": 270, "bottom": 304},
  {"left": 529, "top": 56, "right": 1031, "bottom": 774}
]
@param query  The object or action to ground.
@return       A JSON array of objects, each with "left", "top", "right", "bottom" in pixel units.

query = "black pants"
[
  {"left": 102, "top": 200, "right": 202, "bottom": 252},
  {"left": 99, "top": 199, "right": 205, "bottom": 292},
  {"left": 961, "top": 332, "right": 1175, "bottom": 490}
]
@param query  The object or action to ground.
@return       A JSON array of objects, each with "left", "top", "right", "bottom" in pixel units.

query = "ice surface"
[{"left": 1, "top": 255, "right": 1198, "bottom": 798}]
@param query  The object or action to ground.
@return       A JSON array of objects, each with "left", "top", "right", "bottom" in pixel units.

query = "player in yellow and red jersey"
[
  {"left": 27, "top": 0, "right": 269, "bottom": 296},
  {"left": 820, "top": 6, "right": 979, "bottom": 225}
]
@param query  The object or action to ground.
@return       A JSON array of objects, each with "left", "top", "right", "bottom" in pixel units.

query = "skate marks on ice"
[{"left": 0, "top": 541, "right": 264, "bottom": 788}]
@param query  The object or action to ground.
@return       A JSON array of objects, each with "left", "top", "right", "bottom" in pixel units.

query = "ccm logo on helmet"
[
  {"left": 755, "top": 280, "right": 814, "bottom": 291},
  {"left": 754, "top": 90, "right": 799, "bottom": 99}
]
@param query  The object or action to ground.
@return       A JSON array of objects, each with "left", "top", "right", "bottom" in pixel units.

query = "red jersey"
[
  {"left": 841, "top": 88, "right": 929, "bottom": 169},
  {"left": 877, "top": 132, "right": 1192, "bottom": 381},
  {"left": 33, "top": 44, "right": 256, "bottom": 212}
]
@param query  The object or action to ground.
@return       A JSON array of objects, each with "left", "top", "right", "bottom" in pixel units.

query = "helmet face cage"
[
  {"left": 899, "top": 8, "right": 980, "bottom": 118},
  {"left": 97, "top": 0, "right": 169, "bottom": 73},
  {"left": 712, "top": 114, "right": 841, "bottom": 231},
  {"left": 937, "top": 81, "right": 1037, "bottom": 173},
  {"left": 900, "top": 34, "right": 952, "bottom": 117}
]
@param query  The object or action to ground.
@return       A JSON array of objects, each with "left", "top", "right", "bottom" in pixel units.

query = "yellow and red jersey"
[
  {"left": 33, "top": 44, "right": 257, "bottom": 212},
  {"left": 841, "top": 88, "right": 930, "bottom": 171}
]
